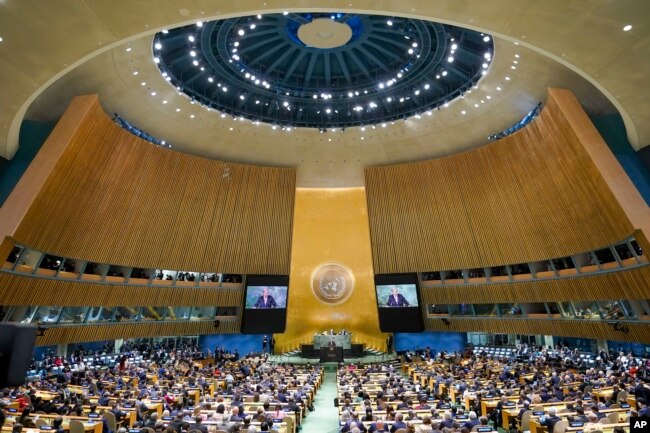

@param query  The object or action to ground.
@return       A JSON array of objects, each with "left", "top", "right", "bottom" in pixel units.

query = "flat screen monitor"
[
  {"left": 241, "top": 275, "right": 289, "bottom": 334},
  {"left": 375, "top": 273, "right": 423, "bottom": 332}
]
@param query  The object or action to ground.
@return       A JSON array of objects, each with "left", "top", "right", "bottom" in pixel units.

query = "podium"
[{"left": 320, "top": 346, "right": 343, "bottom": 363}]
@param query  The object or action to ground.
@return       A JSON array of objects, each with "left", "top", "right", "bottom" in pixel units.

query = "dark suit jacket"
[
  {"left": 386, "top": 293, "right": 409, "bottom": 307},
  {"left": 542, "top": 415, "right": 561, "bottom": 433},
  {"left": 192, "top": 422, "right": 209, "bottom": 433},
  {"left": 254, "top": 295, "right": 277, "bottom": 308}
]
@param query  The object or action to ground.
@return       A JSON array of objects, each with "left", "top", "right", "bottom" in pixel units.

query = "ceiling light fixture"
[{"left": 623, "top": 24, "right": 632, "bottom": 31}]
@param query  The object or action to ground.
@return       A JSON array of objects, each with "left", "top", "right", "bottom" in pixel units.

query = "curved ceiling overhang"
[{"left": 1, "top": 2, "right": 646, "bottom": 185}]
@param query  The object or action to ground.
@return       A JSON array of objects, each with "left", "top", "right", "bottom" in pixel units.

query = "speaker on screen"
[
  {"left": 0, "top": 323, "right": 37, "bottom": 387},
  {"left": 241, "top": 275, "right": 289, "bottom": 334},
  {"left": 375, "top": 273, "right": 424, "bottom": 332}
]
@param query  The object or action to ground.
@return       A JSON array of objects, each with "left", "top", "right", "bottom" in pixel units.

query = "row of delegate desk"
[{"left": 4, "top": 362, "right": 323, "bottom": 433}]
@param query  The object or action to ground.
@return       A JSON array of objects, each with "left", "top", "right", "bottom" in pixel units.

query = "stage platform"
[{"left": 267, "top": 352, "right": 398, "bottom": 365}]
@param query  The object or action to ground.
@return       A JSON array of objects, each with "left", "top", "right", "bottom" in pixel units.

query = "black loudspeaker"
[
  {"left": 0, "top": 323, "right": 37, "bottom": 387},
  {"left": 334, "top": 397, "right": 339, "bottom": 407}
]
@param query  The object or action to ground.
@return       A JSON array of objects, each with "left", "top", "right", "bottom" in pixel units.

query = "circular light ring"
[{"left": 155, "top": 13, "right": 494, "bottom": 129}]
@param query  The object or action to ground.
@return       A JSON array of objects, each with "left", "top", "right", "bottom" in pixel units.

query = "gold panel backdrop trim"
[
  {"left": 276, "top": 188, "right": 387, "bottom": 353},
  {"left": 365, "top": 90, "right": 634, "bottom": 273},
  {"left": 12, "top": 96, "right": 295, "bottom": 275}
]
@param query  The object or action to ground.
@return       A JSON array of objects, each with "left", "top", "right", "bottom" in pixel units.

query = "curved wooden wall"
[
  {"left": 0, "top": 272, "right": 244, "bottom": 307},
  {"left": 365, "top": 92, "right": 634, "bottom": 273},
  {"left": 34, "top": 320, "right": 239, "bottom": 346},
  {"left": 11, "top": 96, "right": 295, "bottom": 274},
  {"left": 425, "top": 317, "right": 650, "bottom": 344},
  {"left": 419, "top": 266, "right": 650, "bottom": 305}
]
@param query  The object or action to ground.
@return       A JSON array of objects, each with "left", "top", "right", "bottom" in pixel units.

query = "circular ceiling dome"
[{"left": 154, "top": 13, "right": 494, "bottom": 129}]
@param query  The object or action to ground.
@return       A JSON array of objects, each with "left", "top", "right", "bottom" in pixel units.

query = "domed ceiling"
[
  {"left": 155, "top": 13, "right": 493, "bottom": 129},
  {"left": 6, "top": 2, "right": 643, "bottom": 187}
]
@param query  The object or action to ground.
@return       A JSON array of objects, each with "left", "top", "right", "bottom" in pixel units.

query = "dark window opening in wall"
[
  {"left": 498, "top": 303, "right": 523, "bottom": 316},
  {"left": 522, "top": 303, "right": 548, "bottom": 316},
  {"left": 490, "top": 266, "right": 508, "bottom": 277},
  {"left": 630, "top": 240, "right": 643, "bottom": 256},
  {"left": 60, "top": 259, "right": 77, "bottom": 273},
  {"left": 474, "top": 304, "right": 498, "bottom": 316},
  {"left": 130, "top": 268, "right": 150, "bottom": 279},
  {"left": 85, "top": 262, "right": 100, "bottom": 275},
  {"left": 594, "top": 248, "right": 616, "bottom": 265},
  {"left": 422, "top": 271, "right": 441, "bottom": 281},
  {"left": 468, "top": 268, "right": 485, "bottom": 278},
  {"left": 614, "top": 243, "right": 633, "bottom": 260},
  {"left": 5, "top": 246, "right": 23, "bottom": 263},
  {"left": 448, "top": 304, "right": 473, "bottom": 316},
  {"left": 215, "top": 306, "right": 238, "bottom": 316},
  {"left": 509, "top": 263, "right": 530, "bottom": 275},
  {"left": 427, "top": 304, "right": 449, "bottom": 315},
  {"left": 39, "top": 254, "right": 62, "bottom": 271},
  {"left": 552, "top": 257, "right": 575, "bottom": 270}
]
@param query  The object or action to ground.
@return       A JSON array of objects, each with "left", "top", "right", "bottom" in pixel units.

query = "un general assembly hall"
[{"left": 0, "top": 2, "right": 650, "bottom": 433}]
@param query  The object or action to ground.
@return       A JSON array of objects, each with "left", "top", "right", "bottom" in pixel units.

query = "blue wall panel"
[
  {"left": 394, "top": 332, "right": 466, "bottom": 352},
  {"left": 199, "top": 333, "right": 269, "bottom": 356}
]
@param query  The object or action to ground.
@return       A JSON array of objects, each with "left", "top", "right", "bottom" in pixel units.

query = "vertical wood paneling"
[
  {"left": 12, "top": 97, "right": 295, "bottom": 274},
  {"left": 365, "top": 91, "right": 636, "bottom": 273}
]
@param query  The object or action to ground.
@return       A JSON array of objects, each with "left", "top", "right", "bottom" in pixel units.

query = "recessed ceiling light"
[
  {"left": 447, "top": 56, "right": 454, "bottom": 63},
  {"left": 483, "top": 36, "right": 490, "bottom": 42},
  {"left": 451, "top": 43, "right": 458, "bottom": 50},
  {"left": 176, "top": 108, "right": 181, "bottom": 112},
  {"left": 153, "top": 57, "right": 160, "bottom": 64},
  {"left": 250, "top": 24, "right": 256, "bottom": 29},
  {"left": 162, "top": 100, "right": 168, "bottom": 104},
  {"left": 188, "top": 35, "right": 195, "bottom": 42},
  {"left": 257, "top": 14, "right": 262, "bottom": 19},
  {"left": 496, "top": 86, "right": 502, "bottom": 91},
  {"left": 461, "top": 110, "right": 466, "bottom": 115},
  {"left": 190, "top": 114, "right": 195, "bottom": 119},
  {"left": 125, "top": 47, "right": 131, "bottom": 52},
  {"left": 623, "top": 24, "right": 632, "bottom": 31},
  {"left": 196, "top": 21, "right": 203, "bottom": 28},
  {"left": 162, "top": 29, "right": 169, "bottom": 34},
  {"left": 154, "top": 42, "right": 162, "bottom": 50},
  {"left": 238, "top": 29, "right": 245, "bottom": 36},
  {"left": 515, "top": 54, "right": 520, "bottom": 58},
  {"left": 486, "top": 95, "right": 491, "bottom": 99},
  {"left": 283, "top": 11, "right": 289, "bottom": 15},
  {"left": 387, "top": 20, "right": 393, "bottom": 26},
  {"left": 141, "top": 81, "right": 146, "bottom": 86},
  {"left": 150, "top": 91, "right": 157, "bottom": 96},
  {"left": 505, "top": 76, "right": 511, "bottom": 80},
  {"left": 132, "top": 71, "right": 138, "bottom": 76},
  {"left": 474, "top": 103, "right": 479, "bottom": 108},
  {"left": 229, "top": 127, "right": 234, "bottom": 131},
  {"left": 511, "top": 65, "right": 517, "bottom": 69}
]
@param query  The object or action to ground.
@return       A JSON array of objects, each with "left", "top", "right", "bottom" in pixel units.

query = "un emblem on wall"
[{"left": 311, "top": 263, "right": 354, "bottom": 305}]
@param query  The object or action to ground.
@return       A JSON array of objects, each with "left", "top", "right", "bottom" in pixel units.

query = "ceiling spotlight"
[
  {"left": 188, "top": 35, "right": 195, "bottom": 42},
  {"left": 150, "top": 91, "right": 157, "bottom": 96},
  {"left": 486, "top": 95, "right": 491, "bottom": 99},
  {"left": 176, "top": 108, "right": 181, "bottom": 112},
  {"left": 482, "top": 63, "right": 488, "bottom": 69},
  {"left": 414, "top": 90, "right": 420, "bottom": 95},
  {"left": 132, "top": 71, "right": 138, "bottom": 75},
  {"left": 387, "top": 20, "right": 393, "bottom": 26},
  {"left": 238, "top": 29, "right": 245, "bottom": 36},
  {"left": 474, "top": 103, "right": 479, "bottom": 108},
  {"left": 125, "top": 47, "right": 131, "bottom": 52},
  {"left": 220, "top": 113, "right": 226, "bottom": 118},
  {"left": 412, "top": 42, "right": 418, "bottom": 48},
  {"left": 196, "top": 21, "right": 203, "bottom": 27},
  {"left": 623, "top": 24, "right": 632, "bottom": 32},
  {"left": 283, "top": 101, "right": 289, "bottom": 107},
  {"left": 141, "top": 81, "right": 146, "bottom": 86},
  {"left": 283, "top": 11, "right": 289, "bottom": 15},
  {"left": 153, "top": 57, "right": 160, "bottom": 64},
  {"left": 381, "top": 123, "right": 387, "bottom": 128},
  {"left": 505, "top": 76, "right": 511, "bottom": 80},
  {"left": 250, "top": 24, "right": 256, "bottom": 29},
  {"left": 326, "top": 108, "right": 332, "bottom": 114},
  {"left": 484, "top": 52, "right": 491, "bottom": 59},
  {"left": 386, "top": 97, "right": 392, "bottom": 102},
  {"left": 190, "top": 114, "right": 195, "bottom": 118},
  {"left": 208, "top": 77, "right": 214, "bottom": 82},
  {"left": 192, "top": 60, "right": 199, "bottom": 66},
  {"left": 511, "top": 65, "right": 517, "bottom": 69},
  {"left": 461, "top": 110, "right": 466, "bottom": 115},
  {"left": 239, "top": 95, "right": 245, "bottom": 100},
  {"left": 162, "top": 100, "right": 168, "bottom": 104},
  {"left": 162, "top": 29, "right": 169, "bottom": 34},
  {"left": 514, "top": 54, "right": 520, "bottom": 58},
  {"left": 483, "top": 36, "right": 490, "bottom": 42},
  {"left": 347, "top": 92, "right": 353, "bottom": 97},
  {"left": 312, "top": 95, "right": 318, "bottom": 99},
  {"left": 257, "top": 14, "right": 262, "bottom": 19},
  {"left": 154, "top": 42, "right": 162, "bottom": 50},
  {"left": 447, "top": 56, "right": 454, "bottom": 63},
  {"left": 442, "top": 71, "right": 448, "bottom": 76},
  {"left": 424, "top": 84, "right": 430, "bottom": 90},
  {"left": 408, "top": 48, "right": 414, "bottom": 54},
  {"left": 190, "top": 50, "right": 197, "bottom": 57},
  {"left": 496, "top": 86, "right": 502, "bottom": 91},
  {"left": 451, "top": 43, "right": 458, "bottom": 50}
]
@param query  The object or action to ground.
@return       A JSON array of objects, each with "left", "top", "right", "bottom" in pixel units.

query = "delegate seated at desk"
[
  {"left": 254, "top": 288, "right": 277, "bottom": 308},
  {"left": 386, "top": 287, "right": 409, "bottom": 307}
]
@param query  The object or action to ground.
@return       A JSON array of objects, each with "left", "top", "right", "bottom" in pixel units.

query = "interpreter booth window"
[
  {"left": 171, "top": 307, "right": 191, "bottom": 320},
  {"left": 7, "top": 306, "right": 37, "bottom": 323},
  {"left": 594, "top": 248, "right": 616, "bottom": 265},
  {"left": 573, "top": 301, "right": 600, "bottom": 319},
  {"left": 448, "top": 304, "right": 473, "bottom": 316},
  {"left": 33, "top": 306, "right": 63, "bottom": 324},
  {"left": 113, "top": 307, "right": 139, "bottom": 322},
  {"left": 427, "top": 304, "right": 449, "bottom": 316},
  {"left": 558, "top": 302, "right": 576, "bottom": 318},
  {"left": 498, "top": 303, "right": 523, "bottom": 316},
  {"left": 216, "top": 307, "right": 238, "bottom": 317},
  {"left": 138, "top": 307, "right": 168, "bottom": 321},
  {"left": 58, "top": 307, "right": 90, "bottom": 324},
  {"left": 4, "top": 245, "right": 23, "bottom": 263},
  {"left": 190, "top": 306, "right": 215, "bottom": 320},
  {"left": 422, "top": 271, "right": 441, "bottom": 281},
  {"left": 86, "top": 307, "right": 115, "bottom": 323},
  {"left": 521, "top": 303, "right": 548, "bottom": 317},
  {"left": 598, "top": 301, "right": 629, "bottom": 320},
  {"left": 614, "top": 243, "right": 634, "bottom": 260},
  {"left": 474, "top": 304, "right": 498, "bottom": 316}
]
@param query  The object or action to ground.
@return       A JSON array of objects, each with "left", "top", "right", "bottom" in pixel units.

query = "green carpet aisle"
[{"left": 301, "top": 370, "right": 340, "bottom": 433}]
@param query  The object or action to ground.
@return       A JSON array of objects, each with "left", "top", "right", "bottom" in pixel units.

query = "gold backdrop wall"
[{"left": 276, "top": 188, "right": 387, "bottom": 352}]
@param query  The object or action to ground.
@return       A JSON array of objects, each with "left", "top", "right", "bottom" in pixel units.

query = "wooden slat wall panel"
[
  {"left": 12, "top": 97, "right": 295, "bottom": 274},
  {"left": 35, "top": 320, "right": 240, "bottom": 346},
  {"left": 365, "top": 92, "right": 635, "bottom": 273},
  {"left": 425, "top": 317, "right": 650, "bottom": 344},
  {"left": 420, "top": 266, "right": 650, "bottom": 304},
  {"left": 0, "top": 272, "right": 244, "bottom": 307},
  {"left": 0, "top": 237, "right": 15, "bottom": 265}
]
